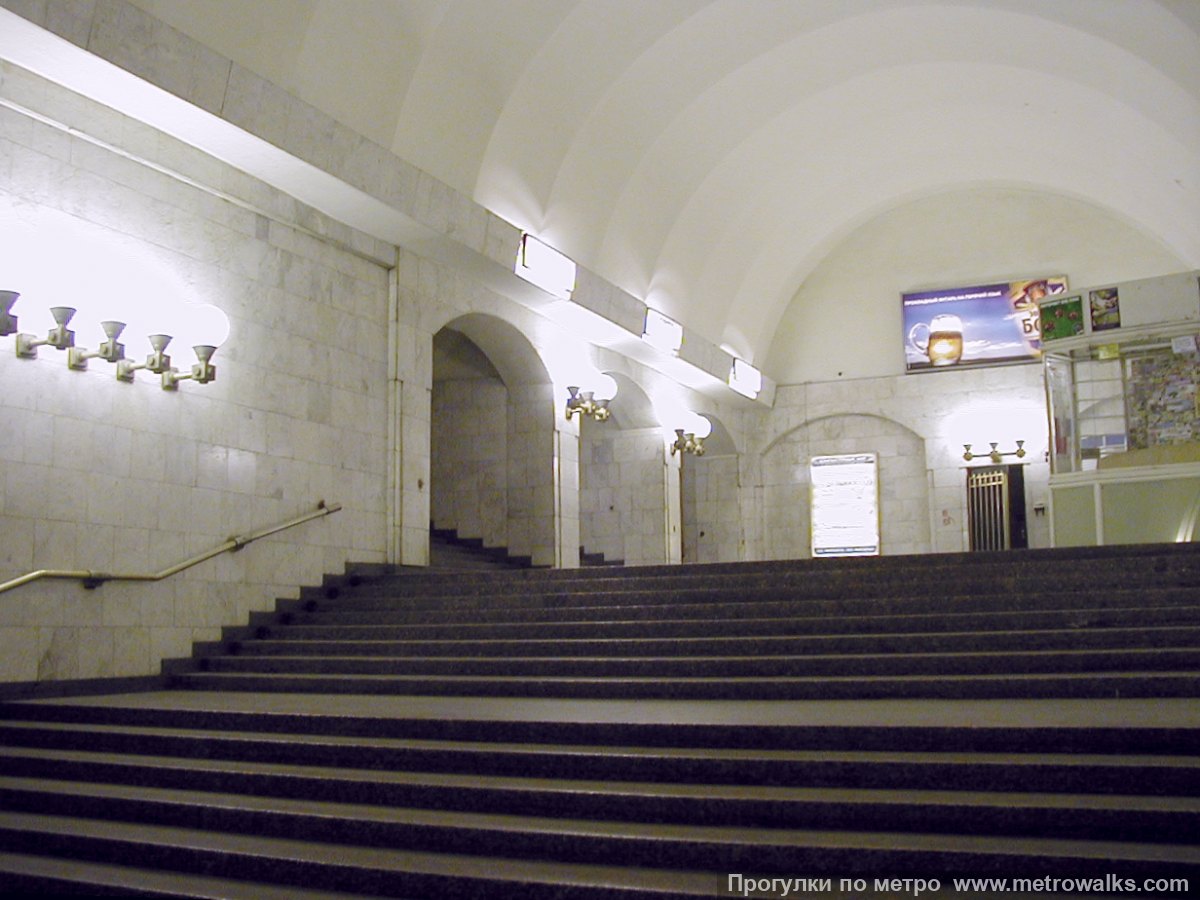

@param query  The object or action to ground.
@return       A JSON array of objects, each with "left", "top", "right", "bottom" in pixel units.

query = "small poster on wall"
[
  {"left": 810, "top": 454, "right": 880, "bottom": 557},
  {"left": 1039, "top": 294, "right": 1086, "bottom": 342},
  {"left": 1089, "top": 288, "right": 1121, "bottom": 331}
]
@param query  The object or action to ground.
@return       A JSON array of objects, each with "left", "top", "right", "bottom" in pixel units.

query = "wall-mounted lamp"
[
  {"left": 671, "top": 429, "right": 705, "bottom": 456},
  {"left": 15, "top": 305, "right": 76, "bottom": 356},
  {"left": 642, "top": 309, "right": 683, "bottom": 355},
  {"left": 565, "top": 373, "right": 618, "bottom": 422},
  {"left": 4, "top": 289, "right": 229, "bottom": 390},
  {"left": 1, "top": 290, "right": 20, "bottom": 336},
  {"left": 115, "top": 333, "right": 173, "bottom": 382},
  {"left": 161, "top": 302, "right": 230, "bottom": 390},
  {"left": 668, "top": 410, "right": 711, "bottom": 456},
  {"left": 69, "top": 320, "right": 127, "bottom": 368},
  {"left": 963, "top": 441, "right": 1026, "bottom": 463}
]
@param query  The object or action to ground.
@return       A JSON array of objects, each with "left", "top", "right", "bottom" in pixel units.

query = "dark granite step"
[
  {"left": 0, "top": 810, "right": 730, "bottom": 898},
  {"left": 263, "top": 588, "right": 1200, "bottom": 628},
  {"left": 167, "top": 669, "right": 1200, "bottom": 700},
  {"left": 242, "top": 604, "right": 1200, "bottom": 643},
  {"left": 189, "top": 647, "right": 1200, "bottom": 679},
  {"left": 216, "top": 625, "right": 1200, "bottom": 659},
  {"left": 2, "top": 747, "right": 1197, "bottom": 842},
  {"left": 3, "top": 771, "right": 1200, "bottom": 866},
  {"left": 5, "top": 544, "right": 1200, "bottom": 896},
  {"left": 348, "top": 543, "right": 1200, "bottom": 591},
  {"left": 7, "top": 700, "right": 1200, "bottom": 754}
]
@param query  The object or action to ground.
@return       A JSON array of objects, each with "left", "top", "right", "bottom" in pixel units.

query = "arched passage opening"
[{"left": 431, "top": 314, "right": 562, "bottom": 566}]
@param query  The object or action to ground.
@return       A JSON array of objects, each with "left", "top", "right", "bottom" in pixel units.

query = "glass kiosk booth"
[{"left": 1042, "top": 271, "right": 1200, "bottom": 546}]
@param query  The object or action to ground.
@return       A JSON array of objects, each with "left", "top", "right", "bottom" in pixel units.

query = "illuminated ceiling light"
[
  {"left": 642, "top": 308, "right": 682, "bottom": 355},
  {"left": 515, "top": 233, "right": 576, "bottom": 299},
  {"left": 729, "top": 358, "right": 762, "bottom": 399}
]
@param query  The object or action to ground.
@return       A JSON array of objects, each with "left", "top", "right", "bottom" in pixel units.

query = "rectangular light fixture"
[
  {"left": 515, "top": 233, "right": 576, "bottom": 299},
  {"left": 729, "top": 357, "right": 762, "bottom": 398},
  {"left": 642, "top": 308, "right": 683, "bottom": 354}
]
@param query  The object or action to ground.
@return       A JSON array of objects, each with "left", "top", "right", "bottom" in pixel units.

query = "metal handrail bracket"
[{"left": 0, "top": 500, "right": 342, "bottom": 595}]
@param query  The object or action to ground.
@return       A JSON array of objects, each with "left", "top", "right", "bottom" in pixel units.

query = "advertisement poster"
[
  {"left": 1125, "top": 349, "right": 1200, "bottom": 449},
  {"left": 1089, "top": 288, "right": 1121, "bottom": 331},
  {"left": 810, "top": 454, "right": 879, "bottom": 557},
  {"left": 1039, "top": 294, "right": 1085, "bottom": 342},
  {"left": 902, "top": 277, "right": 1068, "bottom": 372}
]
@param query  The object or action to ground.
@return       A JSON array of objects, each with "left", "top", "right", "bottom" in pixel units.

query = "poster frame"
[{"left": 810, "top": 453, "right": 881, "bottom": 558}]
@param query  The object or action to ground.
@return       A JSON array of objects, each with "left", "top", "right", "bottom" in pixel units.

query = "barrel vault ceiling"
[{"left": 106, "top": 0, "right": 1200, "bottom": 375}]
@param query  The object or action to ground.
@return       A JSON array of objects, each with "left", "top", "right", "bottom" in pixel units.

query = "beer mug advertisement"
[{"left": 902, "top": 277, "right": 1068, "bottom": 372}]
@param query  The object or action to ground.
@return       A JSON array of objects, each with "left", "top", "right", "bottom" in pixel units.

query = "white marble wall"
[
  {"left": 0, "top": 1, "right": 1070, "bottom": 693},
  {"left": 0, "top": 62, "right": 392, "bottom": 684},
  {"left": 429, "top": 377, "right": 570, "bottom": 566},
  {"left": 747, "top": 364, "right": 1051, "bottom": 559},
  {"left": 581, "top": 427, "right": 676, "bottom": 566},
  {"left": 759, "top": 414, "right": 930, "bottom": 559},
  {"left": 507, "top": 383, "right": 561, "bottom": 567},
  {"left": 391, "top": 247, "right": 592, "bottom": 570},
  {"left": 557, "top": 424, "right": 582, "bottom": 569},
  {"left": 682, "top": 455, "right": 743, "bottom": 563},
  {"left": 431, "top": 377, "right": 508, "bottom": 547},
  {"left": 587, "top": 365, "right": 1049, "bottom": 567}
]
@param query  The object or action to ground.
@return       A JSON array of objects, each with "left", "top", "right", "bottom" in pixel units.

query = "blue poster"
[{"left": 902, "top": 277, "right": 1068, "bottom": 371}]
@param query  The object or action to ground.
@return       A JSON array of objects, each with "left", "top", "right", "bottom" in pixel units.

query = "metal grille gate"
[{"left": 967, "top": 466, "right": 1011, "bottom": 551}]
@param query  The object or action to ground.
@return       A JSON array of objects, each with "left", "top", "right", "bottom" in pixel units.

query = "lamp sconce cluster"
[
  {"left": 2, "top": 290, "right": 229, "bottom": 390},
  {"left": 565, "top": 386, "right": 611, "bottom": 422},
  {"left": 565, "top": 373, "right": 618, "bottom": 423},
  {"left": 669, "top": 410, "right": 712, "bottom": 457},
  {"left": 670, "top": 428, "right": 706, "bottom": 456},
  {"left": 963, "top": 440, "right": 1026, "bottom": 463}
]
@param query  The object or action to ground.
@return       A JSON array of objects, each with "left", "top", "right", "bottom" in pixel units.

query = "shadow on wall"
[{"left": 761, "top": 414, "right": 931, "bottom": 559}]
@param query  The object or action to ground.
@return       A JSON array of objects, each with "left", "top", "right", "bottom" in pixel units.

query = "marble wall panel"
[{"left": 0, "top": 65, "right": 390, "bottom": 685}]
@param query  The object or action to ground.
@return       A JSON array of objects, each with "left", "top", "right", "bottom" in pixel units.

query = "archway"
[{"left": 431, "top": 314, "right": 562, "bottom": 566}]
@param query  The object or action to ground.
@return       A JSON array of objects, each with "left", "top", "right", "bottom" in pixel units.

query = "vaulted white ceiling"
[{"left": 127, "top": 0, "right": 1200, "bottom": 371}]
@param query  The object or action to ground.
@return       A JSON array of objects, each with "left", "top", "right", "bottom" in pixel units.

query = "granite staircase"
[
  {"left": 180, "top": 542, "right": 1200, "bottom": 701},
  {"left": 0, "top": 544, "right": 1198, "bottom": 896},
  {"left": 428, "top": 528, "right": 533, "bottom": 570}
]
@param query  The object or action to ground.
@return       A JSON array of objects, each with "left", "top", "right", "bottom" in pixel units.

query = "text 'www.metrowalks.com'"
[{"left": 726, "top": 874, "right": 1192, "bottom": 897}]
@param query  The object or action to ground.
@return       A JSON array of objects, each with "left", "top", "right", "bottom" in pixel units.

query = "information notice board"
[{"left": 810, "top": 453, "right": 880, "bottom": 557}]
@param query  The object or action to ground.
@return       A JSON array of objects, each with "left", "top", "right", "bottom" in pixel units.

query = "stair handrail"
[{"left": 0, "top": 500, "right": 342, "bottom": 595}]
